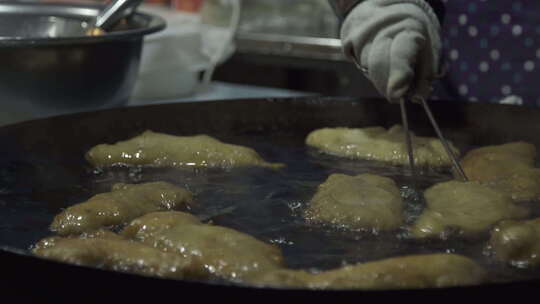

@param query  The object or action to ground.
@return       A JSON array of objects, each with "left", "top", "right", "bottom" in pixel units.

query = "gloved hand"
[{"left": 341, "top": 0, "right": 442, "bottom": 102}]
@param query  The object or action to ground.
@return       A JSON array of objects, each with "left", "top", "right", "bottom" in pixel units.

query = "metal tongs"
[
  {"left": 349, "top": 54, "right": 466, "bottom": 182},
  {"left": 399, "top": 96, "right": 468, "bottom": 182}
]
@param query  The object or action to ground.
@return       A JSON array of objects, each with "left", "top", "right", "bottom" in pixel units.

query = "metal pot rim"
[{"left": 0, "top": 1, "right": 166, "bottom": 46}]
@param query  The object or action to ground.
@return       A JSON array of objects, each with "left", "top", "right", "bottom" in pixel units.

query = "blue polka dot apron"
[{"left": 432, "top": 0, "right": 540, "bottom": 106}]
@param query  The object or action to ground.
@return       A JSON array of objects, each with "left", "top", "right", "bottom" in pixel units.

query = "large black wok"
[{"left": 1, "top": 97, "right": 540, "bottom": 300}]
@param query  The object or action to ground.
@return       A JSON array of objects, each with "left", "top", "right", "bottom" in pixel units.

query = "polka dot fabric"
[{"left": 432, "top": 0, "right": 540, "bottom": 106}]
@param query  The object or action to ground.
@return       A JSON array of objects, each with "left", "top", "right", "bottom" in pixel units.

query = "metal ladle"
[{"left": 87, "top": 0, "right": 144, "bottom": 35}]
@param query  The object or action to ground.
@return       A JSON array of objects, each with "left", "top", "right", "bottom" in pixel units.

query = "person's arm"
[{"left": 329, "top": 0, "right": 446, "bottom": 102}]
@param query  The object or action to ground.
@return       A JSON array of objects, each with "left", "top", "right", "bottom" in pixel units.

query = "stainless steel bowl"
[{"left": 0, "top": 2, "right": 165, "bottom": 116}]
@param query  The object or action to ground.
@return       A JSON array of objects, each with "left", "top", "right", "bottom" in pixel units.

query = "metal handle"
[
  {"left": 415, "top": 96, "right": 468, "bottom": 181},
  {"left": 399, "top": 98, "right": 417, "bottom": 180}
]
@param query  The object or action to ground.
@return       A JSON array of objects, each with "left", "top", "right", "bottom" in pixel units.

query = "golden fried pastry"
[
  {"left": 121, "top": 211, "right": 285, "bottom": 282},
  {"left": 33, "top": 231, "right": 206, "bottom": 280},
  {"left": 461, "top": 142, "right": 540, "bottom": 201},
  {"left": 86, "top": 130, "right": 284, "bottom": 169},
  {"left": 306, "top": 125, "right": 459, "bottom": 167},
  {"left": 51, "top": 182, "right": 194, "bottom": 236},
  {"left": 305, "top": 173, "right": 404, "bottom": 231},
  {"left": 490, "top": 218, "right": 540, "bottom": 267},
  {"left": 410, "top": 181, "right": 528, "bottom": 239},
  {"left": 249, "top": 254, "right": 486, "bottom": 290}
]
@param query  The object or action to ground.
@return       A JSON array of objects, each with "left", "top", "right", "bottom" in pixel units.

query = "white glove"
[{"left": 341, "top": 0, "right": 442, "bottom": 102}]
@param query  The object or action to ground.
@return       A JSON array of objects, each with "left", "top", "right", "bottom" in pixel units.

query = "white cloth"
[
  {"left": 341, "top": 0, "right": 442, "bottom": 102},
  {"left": 131, "top": 4, "right": 241, "bottom": 101}
]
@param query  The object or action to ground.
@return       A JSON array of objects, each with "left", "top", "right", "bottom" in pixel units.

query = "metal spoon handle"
[{"left": 95, "top": 0, "right": 142, "bottom": 31}]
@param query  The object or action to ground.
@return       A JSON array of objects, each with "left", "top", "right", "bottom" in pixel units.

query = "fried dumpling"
[
  {"left": 306, "top": 125, "right": 459, "bottom": 167},
  {"left": 86, "top": 130, "right": 284, "bottom": 169},
  {"left": 51, "top": 182, "right": 194, "bottom": 236},
  {"left": 305, "top": 173, "right": 404, "bottom": 231},
  {"left": 121, "top": 211, "right": 285, "bottom": 282},
  {"left": 410, "top": 181, "right": 528, "bottom": 239},
  {"left": 249, "top": 254, "right": 486, "bottom": 290},
  {"left": 490, "top": 218, "right": 540, "bottom": 268},
  {"left": 461, "top": 142, "right": 540, "bottom": 202},
  {"left": 33, "top": 230, "right": 206, "bottom": 280}
]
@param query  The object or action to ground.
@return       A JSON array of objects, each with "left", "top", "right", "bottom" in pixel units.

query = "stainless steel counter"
[{"left": 236, "top": 33, "right": 345, "bottom": 62}]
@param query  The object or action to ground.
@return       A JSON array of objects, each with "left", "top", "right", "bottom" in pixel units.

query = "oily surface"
[
  {"left": 5, "top": 98, "right": 540, "bottom": 292},
  {"left": 4, "top": 129, "right": 540, "bottom": 289}
]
